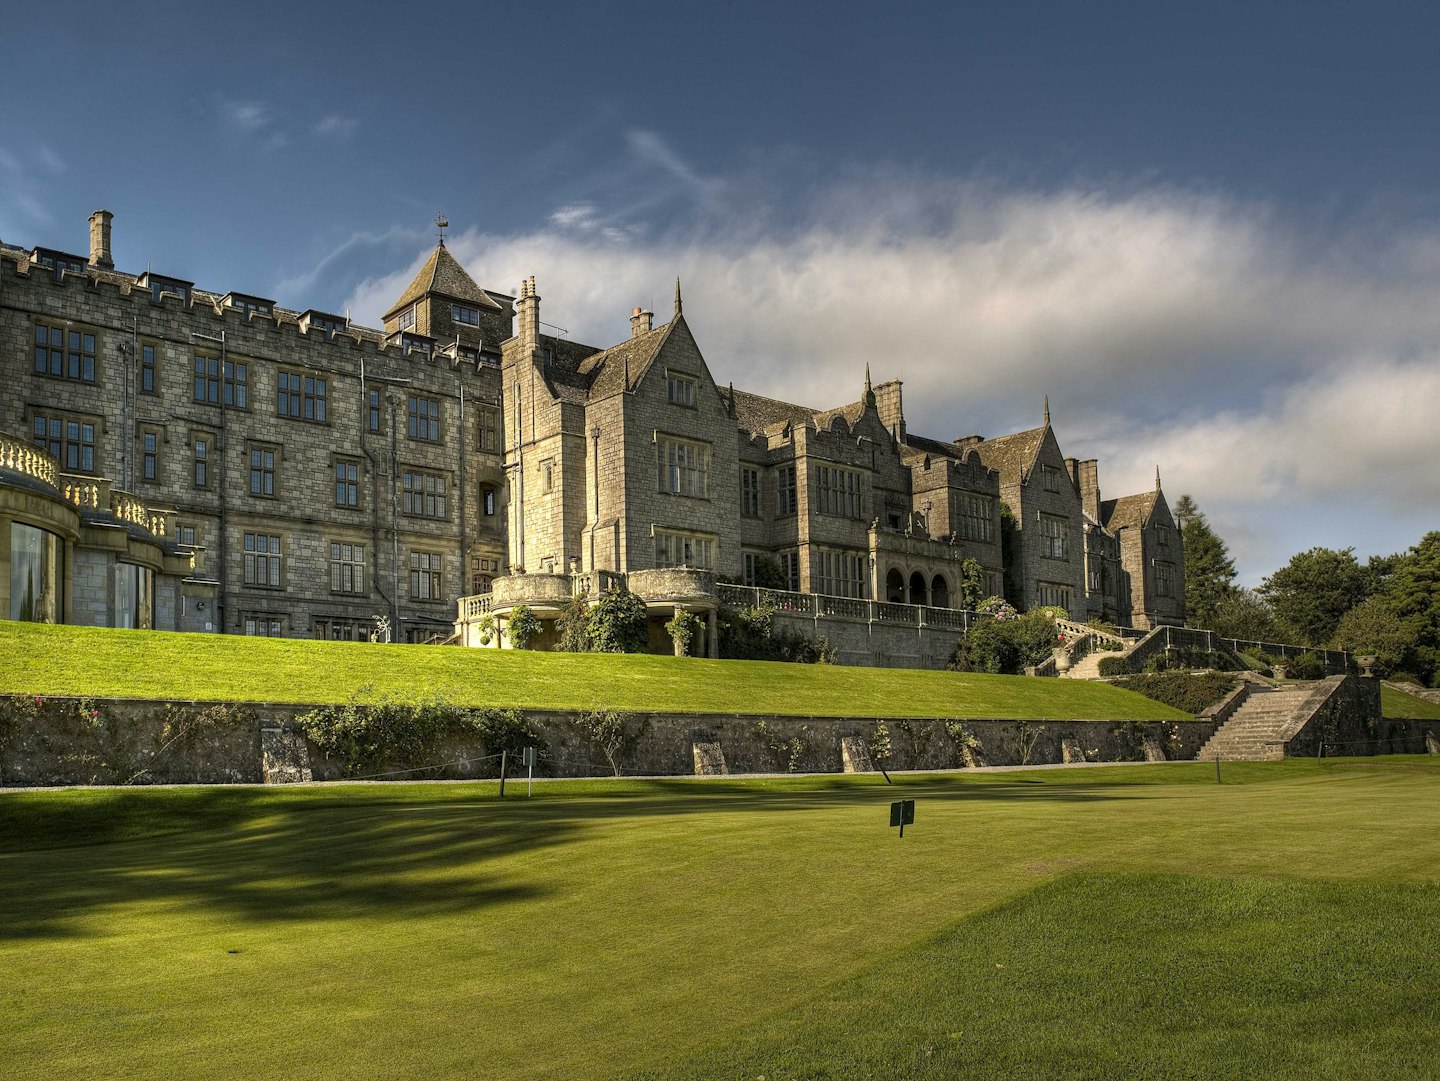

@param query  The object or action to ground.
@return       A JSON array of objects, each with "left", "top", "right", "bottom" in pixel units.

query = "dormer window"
[
  {"left": 451, "top": 303, "right": 480, "bottom": 326},
  {"left": 139, "top": 272, "right": 192, "bottom": 305},
  {"left": 32, "top": 249, "right": 86, "bottom": 280},
  {"left": 224, "top": 293, "right": 274, "bottom": 317},
  {"left": 300, "top": 310, "right": 348, "bottom": 339}
]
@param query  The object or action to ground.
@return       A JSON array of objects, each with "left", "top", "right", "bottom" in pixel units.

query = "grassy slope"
[
  {"left": 1381, "top": 683, "right": 1440, "bottom": 720},
  {"left": 0, "top": 621, "right": 1186, "bottom": 721},
  {"left": 632, "top": 874, "right": 1440, "bottom": 1081},
  {"left": 2, "top": 760, "right": 1439, "bottom": 1080}
]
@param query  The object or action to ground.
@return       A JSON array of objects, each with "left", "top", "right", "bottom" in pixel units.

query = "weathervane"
[{"left": 435, "top": 211, "right": 449, "bottom": 245}]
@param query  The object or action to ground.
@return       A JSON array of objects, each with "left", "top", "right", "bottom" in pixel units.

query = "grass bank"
[
  {"left": 0, "top": 621, "right": 1187, "bottom": 721},
  {"left": 1381, "top": 683, "right": 1440, "bottom": 719},
  {"left": 2, "top": 759, "right": 1438, "bottom": 1079}
]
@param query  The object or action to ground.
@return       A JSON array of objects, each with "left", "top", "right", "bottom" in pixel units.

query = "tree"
[
  {"left": 959, "top": 558, "right": 985, "bottom": 611},
  {"left": 1206, "top": 588, "right": 1281, "bottom": 643},
  {"left": 1173, "top": 494, "right": 1237, "bottom": 628},
  {"left": 1258, "top": 547, "right": 1369, "bottom": 646},
  {"left": 1331, "top": 597, "right": 1415, "bottom": 678},
  {"left": 1380, "top": 532, "right": 1440, "bottom": 686}
]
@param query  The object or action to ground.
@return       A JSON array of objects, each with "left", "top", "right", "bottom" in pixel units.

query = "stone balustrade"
[
  {"left": 62, "top": 474, "right": 104, "bottom": 509},
  {"left": 110, "top": 490, "right": 150, "bottom": 528},
  {"left": 0, "top": 433, "right": 59, "bottom": 488},
  {"left": 458, "top": 594, "right": 492, "bottom": 622}
]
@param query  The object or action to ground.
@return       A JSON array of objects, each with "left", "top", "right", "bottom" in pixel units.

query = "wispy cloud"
[
  {"left": 314, "top": 114, "right": 359, "bottom": 139},
  {"left": 35, "top": 146, "right": 64, "bottom": 175},
  {"left": 222, "top": 100, "right": 271, "bottom": 132},
  {"left": 339, "top": 167, "right": 1440, "bottom": 577}
]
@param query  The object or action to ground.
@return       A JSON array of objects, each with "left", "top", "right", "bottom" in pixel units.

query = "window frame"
[
  {"left": 656, "top": 437, "right": 710, "bottom": 499},
  {"left": 277, "top": 369, "right": 328, "bottom": 423},
  {"left": 249, "top": 444, "right": 278, "bottom": 499},
  {"left": 401, "top": 469, "right": 449, "bottom": 519},
  {"left": 335, "top": 458, "right": 360, "bottom": 508},
  {"left": 31, "top": 412, "right": 97, "bottom": 474},
  {"left": 329, "top": 541, "right": 367, "bottom": 595},
  {"left": 407, "top": 395, "right": 442, "bottom": 442},
  {"left": 242, "top": 533, "right": 283, "bottom": 589}
]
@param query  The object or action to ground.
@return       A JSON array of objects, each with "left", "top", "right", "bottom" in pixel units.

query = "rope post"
[
  {"left": 1215, "top": 753, "right": 1221, "bottom": 784},
  {"left": 499, "top": 748, "right": 507, "bottom": 798}
]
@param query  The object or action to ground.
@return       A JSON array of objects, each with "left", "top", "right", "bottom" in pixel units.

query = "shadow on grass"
[{"left": 0, "top": 776, "right": 1153, "bottom": 940}]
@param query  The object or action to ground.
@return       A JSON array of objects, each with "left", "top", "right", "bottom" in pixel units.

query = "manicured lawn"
[
  {"left": 1381, "top": 683, "right": 1440, "bottom": 720},
  {"left": 3, "top": 759, "right": 1438, "bottom": 1080},
  {"left": 0, "top": 621, "right": 1186, "bottom": 721}
]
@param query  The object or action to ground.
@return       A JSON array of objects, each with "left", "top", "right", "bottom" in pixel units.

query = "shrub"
[
  {"left": 1097, "top": 654, "right": 1131, "bottom": 677},
  {"left": 754, "top": 718, "right": 809, "bottom": 773},
  {"left": 587, "top": 587, "right": 649, "bottom": 653},
  {"left": 664, "top": 609, "right": 700, "bottom": 656},
  {"left": 554, "top": 594, "right": 592, "bottom": 653},
  {"left": 295, "top": 695, "right": 544, "bottom": 778},
  {"left": 1288, "top": 651, "right": 1326, "bottom": 681},
  {"left": 1112, "top": 672, "right": 1238, "bottom": 715},
  {"left": 574, "top": 707, "right": 647, "bottom": 776},
  {"left": 953, "top": 609, "right": 1057, "bottom": 675},
  {"left": 508, "top": 605, "right": 541, "bottom": 650},
  {"left": 719, "top": 602, "right": 833, "bottom": 664}
]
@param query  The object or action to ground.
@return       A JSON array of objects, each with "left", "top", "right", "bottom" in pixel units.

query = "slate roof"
[
  {"left": 903, "top": 432, "right": 968, "bottom": 461},
  {"left": 1101, "top": 491, "right": 1157, "bottom": 531},
  {"left": 579, "top": 320, "right": 674, "bottom": 400},
  {"left": 384, "top": 243, "right": 501, "bottom": 319},
  {"left": 731, "top": 389, "right": 823, "bottom": 435},
  {"left": 972, "top": 426, "right": 1047, "bottom": 485}
]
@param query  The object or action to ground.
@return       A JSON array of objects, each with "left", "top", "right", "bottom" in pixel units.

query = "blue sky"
[{"left": 4, "top": 1, "right": 1439, "bottom": 583}]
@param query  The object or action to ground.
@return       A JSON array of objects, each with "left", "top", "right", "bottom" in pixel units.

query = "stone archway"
[
  {"left": 886, "top": 568, "right": 905, "bottom": 603},
  {"left": 909, "top": 571, "right": 928, "bottom": 606},
  {"left": 931, "top": 574, "right": 950, "bottom": 608}
]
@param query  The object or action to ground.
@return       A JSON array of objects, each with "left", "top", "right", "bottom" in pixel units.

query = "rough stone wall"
[
  {"left": 1004, "top": 428, "right": 1088, "bottom": 617},
  {"left": 613, "top": 320, "right": 743, "bottom": 578},
  {"left": 1282, "top": 676, "right": 1384, "bottom": 757},
  {"left": 0, "top": 693, "right": 1227, "bottom": 786}
]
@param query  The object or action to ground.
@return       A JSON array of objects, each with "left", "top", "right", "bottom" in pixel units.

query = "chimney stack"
[
  {"left": 1078, "top": 459, "right": 1101, "bottom": 520},
  {"left": 516, "top": 275, "right": 540, "bottom": 356},
  {"left": 873, "top": 379, "right": 905, "bottom": 440},
  {"left": 630, "top": 306, "right": 653, "bottom": 337},
  {"left": 88, "top": 210, "right": 114, "bottom": 270}
]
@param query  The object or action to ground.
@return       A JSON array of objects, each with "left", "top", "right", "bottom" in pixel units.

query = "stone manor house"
[{"left": 0, "top": 211, "right": 1184, "bottom": 663}]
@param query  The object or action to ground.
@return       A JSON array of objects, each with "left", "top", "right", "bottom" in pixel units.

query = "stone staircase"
[
  {"left": 1064, "top": 650, "right": 1111, "bottom": 680},
  {"left": 1196, "top": 683, "right": 1324, "bottom": 761}
]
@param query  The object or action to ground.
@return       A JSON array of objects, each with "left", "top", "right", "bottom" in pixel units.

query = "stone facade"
[{"left": 1, "top": 212, "right": 1183, "bottom": 655}]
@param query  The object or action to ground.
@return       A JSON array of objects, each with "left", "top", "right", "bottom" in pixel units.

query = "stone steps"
[{"left": 1198, "top": 686, "right": 1321, "bottom": 761}]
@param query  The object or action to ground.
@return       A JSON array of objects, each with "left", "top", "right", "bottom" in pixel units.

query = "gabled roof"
[
  {"left": 732, "top": 389, "right": 823, "bottom": 435},
  {"left": 1101, "top": 491, "right": 1158, "bottom": 531},
  {"left": 580, "top": 319, "right": 675, "bottom": 400},
  {"left": 972, "top": 426, "right": 1047, "bottom": 486},
  {"left": 384, "top": 244, "right": 500, "bottom": 319}
]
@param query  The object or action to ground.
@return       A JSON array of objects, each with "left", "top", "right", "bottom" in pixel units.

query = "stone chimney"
[
  {"left": 88, "top": 210, "right": 114, "bottom": 270},
  {"left": 1077, "top": 459, "right": 1101, "bottom": 520},
  {"left": 516, "top": 275, "right": 540, "bottom": 356},
  {"left": 874, "top": 379, "right": 905, "bottom": 440},
  {"left": 630, "top": 306, "right": 653, "bottom": 337}
]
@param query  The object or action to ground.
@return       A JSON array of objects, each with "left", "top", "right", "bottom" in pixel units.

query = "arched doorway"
[
  {"left": 909, "top": 571, "right": 928, "bottom": 606},
  {"left": 886, "top": 568, "right": 905, "bottom": 603},
  {"left": 931, "top": 575, "right": 950, "bottom": 608}
]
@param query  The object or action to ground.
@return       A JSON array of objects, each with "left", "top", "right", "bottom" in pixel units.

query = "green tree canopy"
[
  {"left": 1259, "top": 547, "right": 1369, "bottom": 646},
  {"left": 1330, "top": 597, "right": 1415, "bottom": 678},
  {"left": 1173, "top": 494, "right": 1237, "bottom": 628},
  {"left": 1379, "top": 531, "right": 1440, "bottom": 686},
  {"left": 1207, "top": 588, "right": 1281, "bottom": 644}
]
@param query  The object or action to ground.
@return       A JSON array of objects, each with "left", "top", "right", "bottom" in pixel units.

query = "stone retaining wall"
[{"left": 2, "top": 692, "right": 1429, "bottom": 788}]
